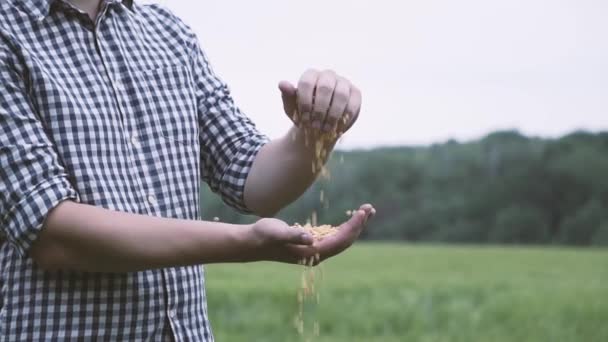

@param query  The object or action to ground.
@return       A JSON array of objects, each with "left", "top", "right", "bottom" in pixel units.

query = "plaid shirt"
[{"left": 0, "top": 0, "right": 268, "bottom": 340}]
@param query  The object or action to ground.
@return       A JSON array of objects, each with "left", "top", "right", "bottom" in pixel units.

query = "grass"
[{"left": 204, "top": 244, "right": 608, "bottom": 342}]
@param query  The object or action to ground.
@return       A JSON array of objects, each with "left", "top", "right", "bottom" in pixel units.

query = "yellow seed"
[{"left": 319, "top": 166, "right": 329, "bottom": 179}]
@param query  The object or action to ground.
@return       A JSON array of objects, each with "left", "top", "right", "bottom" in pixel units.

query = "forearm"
[
  {"left": 244, "top": 126, "right": 336, "bottom": 216},
  {"left": 30, "top": 201, "right": 254, "bottom": 273}
]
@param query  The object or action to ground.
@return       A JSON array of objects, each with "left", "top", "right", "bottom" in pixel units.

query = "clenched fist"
[{"left": 279, "top": 69, "right": 362, "bottom": 136}]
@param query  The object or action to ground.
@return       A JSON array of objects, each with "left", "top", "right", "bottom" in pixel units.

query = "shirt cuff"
[
  {"left": 219, "top": 134, "right": 270, "bottom": 214},
  {"left": 2, "top": 176, "right": 80, "bottom": 257}
]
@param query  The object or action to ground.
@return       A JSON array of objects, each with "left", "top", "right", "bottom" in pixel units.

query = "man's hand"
[
  {"left": 242, "top": 70, "right": 362, "bottom": 216},
  {"left": 314, "top": 204, "right": 375, "bottom": 263},
  {"left": 245, "top": 218, "right": 317, "bottom": 263},
  {"left": 279, "top": 69, "right": 362, "bottom": 136},
  {"left": 244, "top": 203, "right": 375, "bottom": 264}
]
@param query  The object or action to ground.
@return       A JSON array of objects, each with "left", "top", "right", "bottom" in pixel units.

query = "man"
[{"left": 0, "top": 0, "right": 374, "bottom": 340}]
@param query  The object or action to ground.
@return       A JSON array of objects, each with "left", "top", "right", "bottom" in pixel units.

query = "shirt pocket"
[{"left": 137, "top": 64, "right": 199, "bottom": 146}]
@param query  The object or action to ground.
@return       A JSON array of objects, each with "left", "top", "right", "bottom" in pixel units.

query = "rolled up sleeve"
[
  {"left": 0, "top": 59, "right": 79, "bottom": 257},
  {"left": 191, "top": 39, "right": 269, "bottom": 213}
]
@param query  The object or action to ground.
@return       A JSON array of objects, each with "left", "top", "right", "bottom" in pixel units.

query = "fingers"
[
  {"left": 344, "top": 204, "right": 376, "bottom": 231},
  {"left": 341, "top": 209, "right": 367, "bottom": 237},
  {"left": 282, "top": 227, "right": 314, "bottom": 246},
  {"left": 292, "top": 69, "right": 361, "bottom": 135},
  {"left": 313, "top": 209, "right": 366, "bottom": 257},
  {"left": 325, "top": 77, "right": 350, "bottom": 133},
  {"left": 297, "top": 69, "right": 320, "bottom": 125},
  {"left": 279, "top": 81, "right": 298, "bottom": 123},
  {"left": 338, "top": 85, "right": 362, "bottom": 133},
  {"left": 311, "top": 70, "right": 337, "bottom": 131},
  {"left": 318, "top": 210, "right": 366, "bottom": 259},
  {"left": 358, "top": 203, "right": 376, "bottom": 224},
  {"left": 314, "top": 203, "right": 375, "bottom": 259},
  {"left": 359, "top": 203, "right": 376, "bottom": 216}
]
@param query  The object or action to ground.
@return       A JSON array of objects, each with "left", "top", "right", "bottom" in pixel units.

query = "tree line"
[{"left": 201, "top": 130, "right": 608, "bottom": 246}]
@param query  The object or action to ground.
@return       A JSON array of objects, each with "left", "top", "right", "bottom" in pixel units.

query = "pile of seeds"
[{"left": 294, "top": 223, "right": 339, "bottom": 241}]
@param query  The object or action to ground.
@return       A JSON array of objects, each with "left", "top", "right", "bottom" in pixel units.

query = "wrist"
[{"left": 233, "top": 223, "right": 262, "bottom": 262}]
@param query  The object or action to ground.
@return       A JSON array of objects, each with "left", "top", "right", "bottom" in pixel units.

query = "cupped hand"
[
  {"left": 313, "top": 203, "right": 375, "bottom": 263},
  {"left": 279, "top": 69, "right": 362, "bottom": 136},
  {"left": 246, "top": 217, "right": 318, "bottom": 264},
  {"left": 245, "top": 204, "right": 375, "bottom": 265}
]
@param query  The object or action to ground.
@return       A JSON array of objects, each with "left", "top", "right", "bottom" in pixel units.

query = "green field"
[{"left": 204, "top": 244, "right": 608, "bottom": 342}]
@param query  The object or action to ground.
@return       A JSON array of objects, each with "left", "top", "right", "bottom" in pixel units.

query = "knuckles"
[
  {"left": 298, "top": 81, "right": 315, "bottom": 91},
  {"left": 316, "top": 84, "right": 334, "bottom": 96},
  {"left": 304, "top": 68, "right": 319, "bottom": 76},
  {"left": 293, "top": 68, "right": 362, "bottom": 130},
  {"left": 321, "top": 69, "right": 337, "bottom": 77}
]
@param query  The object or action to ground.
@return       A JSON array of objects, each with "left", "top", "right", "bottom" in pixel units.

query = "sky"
[{"left": 144, "top": 0, "right": 608, "bottom": 149}]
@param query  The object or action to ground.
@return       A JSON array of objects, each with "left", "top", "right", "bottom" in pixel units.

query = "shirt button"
[
  {"left": 130, "top": 134, "right": 141, "bottom": 148},
  {"left": 168, "top": 310, "right": 176, "bottom": 318},
  {"left": 147, "top": 194, "right": 157, "bottom": 206}
]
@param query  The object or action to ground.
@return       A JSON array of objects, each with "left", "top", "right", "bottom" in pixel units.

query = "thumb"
[
  {"left": 281, "top": 226, "right": 314, "bottom": 245},
  {"left": 278, "top": 80, "right": 298, "bottom": 123}
]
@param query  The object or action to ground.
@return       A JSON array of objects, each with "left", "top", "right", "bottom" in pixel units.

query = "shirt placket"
[
  {"left": 92, "top": 4, "right": 182, "bottom": 340},
  {"left": 93, "top": 5, "right": 154, "bottom": 215}
]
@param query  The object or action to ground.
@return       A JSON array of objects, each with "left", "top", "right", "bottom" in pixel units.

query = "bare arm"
[
  {"left": 30, "top": 200, "right": 374, "bottom": 273},
  {"left": 244, "top": 126, "right": 335, "bottom": 217},
  {"left": 30, "top": 201, "right": 314, "bottom": 273},
  {"left": 244, "top": 69, "right": 361, "bottom": 216}
]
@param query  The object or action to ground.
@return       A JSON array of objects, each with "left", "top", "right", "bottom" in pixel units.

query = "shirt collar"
[{"left": 19, "top": 0, "right": 134, "bottom": 21}]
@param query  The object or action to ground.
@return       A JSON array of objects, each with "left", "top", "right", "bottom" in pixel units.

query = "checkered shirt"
[{"left": 0, "top": 0, "right": 268, "bottom": 340}]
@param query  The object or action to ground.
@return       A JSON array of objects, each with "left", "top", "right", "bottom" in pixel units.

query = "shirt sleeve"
[
  {"left": 190, "top": 40, "right": 270, "bottom": 213},
  {"left": 0, "top": 56, "right": 80, "bottom": 257}
]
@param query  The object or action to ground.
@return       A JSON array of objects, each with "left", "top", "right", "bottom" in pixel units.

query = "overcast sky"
[{"left": 144, "top": 0, "right": 608, "bottom": 149}]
